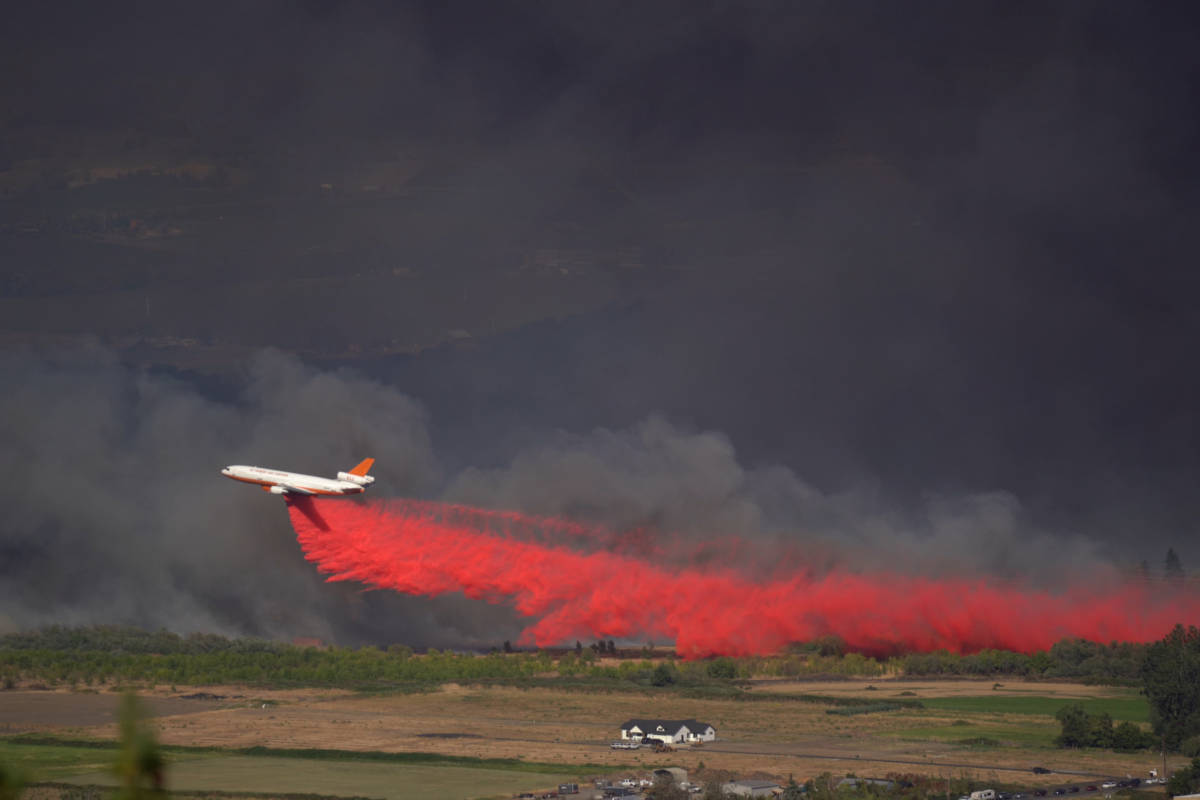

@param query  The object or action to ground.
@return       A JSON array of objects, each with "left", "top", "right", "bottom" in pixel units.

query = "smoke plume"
[{"left": 0, "top": 345, "right": 1191, "bottom": 650}]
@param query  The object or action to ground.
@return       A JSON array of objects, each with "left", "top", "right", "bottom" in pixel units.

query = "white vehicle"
[
  {"left": 1100, "top": 783, "right": 1116, "bottom": 789},
  {"left": 971, "top": 791, "right": 996, "bottom": 800},
  {"left": 620, "top": 778, "right": 637, "bottom": 788},
  {"left": 222, "top": 458, "right": 375, "bottom": 496}
]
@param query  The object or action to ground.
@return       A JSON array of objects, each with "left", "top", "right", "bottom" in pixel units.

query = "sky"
[{"left": 1, "top": 2, "right": 1199, "bottom": 647}]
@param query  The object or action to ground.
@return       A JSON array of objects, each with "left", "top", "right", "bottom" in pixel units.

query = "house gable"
[{"left": 618, "top": 718, "right": 716, "bottom": 742}]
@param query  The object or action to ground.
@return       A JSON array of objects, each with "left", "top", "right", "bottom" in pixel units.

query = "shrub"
[{"left": 1181, "top": 734, "right": 1200, "bottom": 759}]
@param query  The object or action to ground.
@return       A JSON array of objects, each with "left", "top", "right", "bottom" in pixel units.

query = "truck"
[{"left": 971, "top": 790, "right": 996, "bottom": 800}]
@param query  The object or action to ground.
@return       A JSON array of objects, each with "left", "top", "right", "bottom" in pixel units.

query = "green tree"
[
  {"left": 1055, "top": 703, "right": 1091, "bottom": 747},
  {"left": 651, "top": 662, "right": 677, "bottom": 686},
  {"left": 1088, "top": 712, "right": 1115, "bottom": 748},
  {"left": 782, "top": 775, "right": 804, "bottom": 800},
  {"left": 707, "top": 657, "right": 737, "bottom": 680},
  {"left": 1180, "top": 734, "right": 1200, "bottom": 759},
  {"left": 1166, "top": 756, "right": 1200, "bottom": 797},
  {"left": 1113, "top": 721, "right": 1151, "bottom": 752},
  {"left": 1141, "top": 624, "right": 1200, "bottom": 750},
  {"left": 113, "top": 692, "right": 164, "bottom": 800}
]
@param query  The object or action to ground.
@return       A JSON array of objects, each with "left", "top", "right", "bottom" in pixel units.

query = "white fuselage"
[{"left": 221, "top": 465, "right": 366, "bottom": 496}]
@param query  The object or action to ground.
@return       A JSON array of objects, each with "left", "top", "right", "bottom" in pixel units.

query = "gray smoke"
[
  {"left": 445, "top": 416, "right": 1113, "bottom": 582},
  {"left": 0, "top": 346, "right": 1118, "bottom": 647},
  {"left": 2, "top": 3, "right": 1196, "bottom": 644},
  {"left": 0, "top": 345, "right": 520, "bottom": 645}
]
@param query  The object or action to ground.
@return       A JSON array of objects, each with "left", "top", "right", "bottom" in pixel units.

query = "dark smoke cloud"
[
  {"left": 445, "top": 416, "right": 1112, "bottom": 583},
  {"left": 0, "top": 347, "right": 1120, "bottom": 648},
  {"left": 2, "top": 3, "right": 1199, "bottom": 642},
  {"left": 0, "top": 345, "right": 528, "bottom": 645}
]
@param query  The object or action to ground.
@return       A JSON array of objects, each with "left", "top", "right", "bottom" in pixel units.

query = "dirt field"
[
  {"left": 7, "top": 680, "right": 1182, "bottom": 788},
  {"left": 0, "top": 690, "right": 226, "bottom": 734}
]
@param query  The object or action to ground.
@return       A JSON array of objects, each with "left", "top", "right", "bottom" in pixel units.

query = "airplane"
[{"left": 221, "top": 458, "right": 376, "bottom": 496}]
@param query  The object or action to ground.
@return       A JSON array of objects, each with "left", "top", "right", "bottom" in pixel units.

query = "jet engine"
[
  {"left": 337, "top": 472, "right": 375, "bottom": 485},
  {"left": 269, "top": 485, "right": 288, "bottom": 494}
]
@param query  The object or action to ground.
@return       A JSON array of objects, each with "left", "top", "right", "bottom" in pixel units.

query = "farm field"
[
  {"left": 60, "top": 754, "right": 579, "bottom": 800},
  {"left": 0, "top": 740, "right": 165, "bottom": 780},
  {"left": 0, "top": 680, "right": 1180, "bottom": 798},
  {"left": 920, "top": 696, "right": 1150, "bottom": 722}
]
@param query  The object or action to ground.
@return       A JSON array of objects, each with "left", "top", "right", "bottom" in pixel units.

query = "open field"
[
  {"left": 0, "top": 680, "right": 1181, "bottom": 798},
  {"left": 921, "top": 696, "right": 1150, "bottom": 723},
  {"left": 62, "top": 755, "right": 578, "bottom": 800},
  {"left": 0, "top": 740, "right": 142, "bottom": 780},
  {"left": 0, "top": 690, "right": 227, "bottom": 733},
  {"left": 2, "top": 740, "right": 583, "bottom": 800}
]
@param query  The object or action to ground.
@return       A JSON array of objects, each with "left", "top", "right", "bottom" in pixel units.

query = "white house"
[{"left": 618, "top": 718, "right": 716, "bottom": 743}]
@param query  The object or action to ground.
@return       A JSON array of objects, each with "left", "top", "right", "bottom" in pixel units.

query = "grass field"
[
  {"left": 889, "top": 722, "right": 1058, "bottom": 748},
  {"left": 1, "top": 742, "right": 579, "bottom": 800},
  {"left": 0, "top": 680, "right": 1180, "bottom": 796},
  {"left": 922, "top": 695, "right": 1150, "bottom": 723},
  {"left": 0, "top": 741, "right": 154, "bottom": 780},
  {"left": 60, "top": 755, "right": 579, "bottom": 800}
]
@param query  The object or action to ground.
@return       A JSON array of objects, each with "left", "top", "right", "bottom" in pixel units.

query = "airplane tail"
[{"left": 337, "top": 458, "right": 376, "bottom": 487}]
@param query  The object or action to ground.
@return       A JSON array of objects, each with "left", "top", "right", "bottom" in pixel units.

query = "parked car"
[
  {"left": 1100, "top": 783, "right": 1116, "bottom": 789},
  {"left": 1033, "top": 767, "right": 1051, "bottom": 775},
  {"left": 1033, "top": 789, "right": 1047, "bottom": 796},
  {"left": 1085, "top": 786, "right": 1097, "bottom": 792},
  {"left": 1053, "top": 789, "right": 1066, "bottom": 796},
  {"left": 1067, "top": 787, "right": 1080, "bottom": 793}
]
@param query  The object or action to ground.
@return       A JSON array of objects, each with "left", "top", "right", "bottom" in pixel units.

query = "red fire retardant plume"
[{"left": 287, "top": 498, "right": 1200, "bottom": 657}]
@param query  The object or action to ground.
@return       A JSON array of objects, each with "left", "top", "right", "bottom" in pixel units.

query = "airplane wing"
[{"left": 277, "top": 483, "right": 316, "bottom": 495}]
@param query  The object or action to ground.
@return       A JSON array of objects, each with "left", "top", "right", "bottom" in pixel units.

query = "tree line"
[
  {"left": 1050, "top": 624, "right": 1200, "bottom": 758},
  {"left": 0, "top": 625, "right": 1162, "bottom": 689}
]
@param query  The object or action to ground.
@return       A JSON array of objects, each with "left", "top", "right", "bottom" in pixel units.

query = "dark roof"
[{"left": 619, "top": 718, "right": 714, "bottom": 732}]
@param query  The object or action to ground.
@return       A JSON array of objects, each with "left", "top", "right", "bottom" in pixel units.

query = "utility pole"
[{"left": 1162, "top": 733, "right": 1168, "bottom": 787}]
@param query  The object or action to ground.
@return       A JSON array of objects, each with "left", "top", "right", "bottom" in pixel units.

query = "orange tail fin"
[{"left": 348, "top": 457, "right": 375, "bottom": 476}]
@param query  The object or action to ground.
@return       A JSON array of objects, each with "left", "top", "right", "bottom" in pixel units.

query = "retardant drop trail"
[{"left": 287, "top": 497, "right": 1200, "bottom": 657}]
